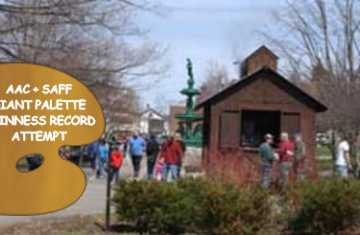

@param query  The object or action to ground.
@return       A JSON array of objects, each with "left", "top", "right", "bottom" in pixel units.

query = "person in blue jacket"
[
  {"left": 128, "top": 133, "right": 145, "bottom": 178},
  {"left": 97, "top": 139, "right": 109, "bottom": 178}
]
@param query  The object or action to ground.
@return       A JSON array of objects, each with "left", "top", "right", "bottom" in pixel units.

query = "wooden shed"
[{"left": 196, "top": 46, "right": 327, "bottom": 184}]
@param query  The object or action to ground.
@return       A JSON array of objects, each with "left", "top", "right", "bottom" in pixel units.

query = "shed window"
[
  {"left": 219, "top": 111, "right": 240, "bottom": 148},
  {"left": 241, "top": 110, "right": 280, "bottom": 147}
]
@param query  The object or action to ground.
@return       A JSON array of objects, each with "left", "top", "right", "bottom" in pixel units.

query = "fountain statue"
[{"left": 176, "top": 58, "right": 203, "bottom": 147}]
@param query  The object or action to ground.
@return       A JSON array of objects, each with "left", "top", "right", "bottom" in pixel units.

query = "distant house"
[
  {"left": 139, "top": 105, "right": 168, "bottom": 135},
  {"left": 196, "top": 46, "right": 327, "bottom": 184},
  {"left": 109, "top": 112, "right": 139, "bottom": 137}
]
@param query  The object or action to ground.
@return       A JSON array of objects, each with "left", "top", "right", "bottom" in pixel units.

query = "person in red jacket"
[
  {"left": 278, "top": 132, "right": 294, "bottom": 186},
  {"left": 110, "top": 146, "right": 124, "bottom": 183},
  {"left": 160, "top": 135, "right": 184, "bottom": 182}
]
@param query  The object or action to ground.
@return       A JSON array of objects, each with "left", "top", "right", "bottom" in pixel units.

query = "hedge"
[
  {"left": 113, "top": 178, "right": 360, "bottom": 235},
  {"left": 287, "top": 179, "right": 360, "bottom": 235},
  {"left": 113, "top": 178, "right": 272, "bottom": 235}
]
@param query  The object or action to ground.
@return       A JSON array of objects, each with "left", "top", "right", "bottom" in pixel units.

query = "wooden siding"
[
  {"left": 246, "top": 52, "right": 277, "bottom": 76},
  {"left": 203, "top": 75, "right": 318, "bottom": 184}
]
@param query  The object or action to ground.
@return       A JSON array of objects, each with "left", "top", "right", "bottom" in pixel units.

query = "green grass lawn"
[
  {"left": 316, "top": 144, "right": 333, "bottom": 172},
  {"left": 316, "top": 144, "right": 332, "bottom": 158},
  {"left": 317, "top": 158, "right": 333, "bottom": 172}
]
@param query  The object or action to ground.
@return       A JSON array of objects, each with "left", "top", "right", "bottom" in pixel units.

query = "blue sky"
[{"left": 137, "top": 0, "right": 286, "bottom": 112}]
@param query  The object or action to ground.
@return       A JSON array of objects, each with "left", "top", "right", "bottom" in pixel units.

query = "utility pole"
[
  {"left": 105, "top": 138, "right": 112, "bottom": 230},
  {"left": 105, "top": 160, "right": 111, "bottom": 229}
]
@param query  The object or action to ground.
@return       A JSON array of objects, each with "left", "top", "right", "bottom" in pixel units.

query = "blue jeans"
[
  {"left": 336, "top": 165, "right": 348, "bottom": 178},
  {"left": 261, "top": 164, "right": 272, "bottom": 188},
  {"left": 162, "top": 164, "right": 179, "bottom": 182},
  {"left": 97, "top": 158, "right": 106, "bottom": 178}
]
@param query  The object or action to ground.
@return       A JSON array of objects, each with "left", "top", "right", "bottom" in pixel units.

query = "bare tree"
[
  {"left": 0, "top": 0, "right": 167, "bottom": 125},
  {"left": 197, "top": 61, "right": 231, "bottom": 103},
  {"left": 265, "top": 0, "right": 360, "bottom": 79},
  {"left": 92, "top": 83, "right": 140, "bottom": 130},
  {"left": 264, "top": 0, "right": 360, "bottom": 163}
]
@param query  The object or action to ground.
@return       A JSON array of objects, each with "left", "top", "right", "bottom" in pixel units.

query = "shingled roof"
[{"left": 196, "top": 67, "right": 327, "bottom": 112}]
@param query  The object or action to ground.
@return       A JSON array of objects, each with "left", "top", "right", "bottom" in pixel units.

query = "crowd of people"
[
  {"left": 259, "top": 132, "right": 306, "bottom": 188},
  {"left": 259, "top": 131, "right": 354, "bottom": 188},
  {"left": 84, "top": 132, "right": 186, "bottom": 183},
  {"left": 49, "top": 129, "right": 357, "bottom": 189}
]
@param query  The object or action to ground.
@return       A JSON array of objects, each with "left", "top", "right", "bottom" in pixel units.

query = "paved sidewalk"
[
  {"left": 0, "top": 176, "right": 106, "bottom": 225},
  {"left": 0, "top": 156, "right": 146, "bottom": 225}
]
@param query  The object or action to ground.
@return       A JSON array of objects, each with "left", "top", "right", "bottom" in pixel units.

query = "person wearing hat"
[{"left": 259, "top": 134, "right": 278, "bottom": 188}]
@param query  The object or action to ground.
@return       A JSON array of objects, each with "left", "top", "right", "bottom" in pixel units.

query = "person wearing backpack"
[{"left": 146, "top": 134, "right": 160, "bottom": 179}]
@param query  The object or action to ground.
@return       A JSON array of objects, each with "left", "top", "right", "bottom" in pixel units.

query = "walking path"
[
  {"left": 0, "top": 174, "right": 106, "bottom": 225},
  {"left": 0, "top": 156, "right": 145, "bottom": 225}
]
